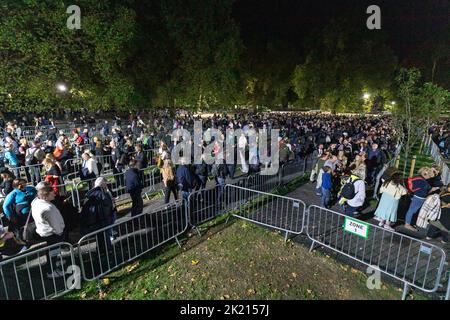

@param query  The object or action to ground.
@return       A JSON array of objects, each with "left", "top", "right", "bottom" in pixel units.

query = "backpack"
[
  {"left": 25, "top": 148, "right": 38, "bottom": 166},
  {"left": 407, "top": 176, "right": 424, "bottom": 193},
  {"left": 341, "top": 178, "right": 360, "bottom": 200}
]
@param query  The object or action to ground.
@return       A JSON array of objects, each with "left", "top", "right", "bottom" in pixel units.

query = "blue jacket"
[
  {"left": 2, "top": 186, "right": 37, "bottom": 218},
  {"left": 4, "top": 150, "right": 18, "bottom": 166},
  {"left": 125, "top": 168, "right": 143, "bottom": 193},
  {"left": 176, "top": 165, "right": 194, "bottom": 192},
  {"left": 321, "top": 172, "right": 332, "bottom": 190}
]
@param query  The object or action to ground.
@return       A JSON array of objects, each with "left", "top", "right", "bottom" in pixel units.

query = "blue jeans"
[
  {"left": 405, "top": 195, "right": 426, "bottom": 225},
  {"left": 321, "top": 188, "right": 331, "bottom": 208},
  {"left": 345, "top": 205, "right": 358, "bottom": 217},
  {"left": 316, "top": 187, "right": 322, "bottom": 196},
  {"left": 227, "top": 165, "right": 236, "bottom": 179}
]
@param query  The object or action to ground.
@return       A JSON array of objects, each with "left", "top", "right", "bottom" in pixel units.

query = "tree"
[
  {"left": 393, "top": 68, "right": 450, "bottom": 170},
  {"left": 291, "top": 18, "right": 397, "bottom": 113},
  {"left": 0, "top": 0, "right": 140, "bottom": 111},
  {"left": 159, "top": 0, "right": 243, "bottom": 109}
]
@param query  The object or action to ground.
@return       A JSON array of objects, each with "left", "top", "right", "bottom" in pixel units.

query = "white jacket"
[
  {"left": 31, "top": 198, "right": 65, "bottom": 237},
  {"left": 347, "top": 180, "right": 366, "bottom": 208},
  {"left": 83, "top": 158, "right": 99, "bottom": 176}
]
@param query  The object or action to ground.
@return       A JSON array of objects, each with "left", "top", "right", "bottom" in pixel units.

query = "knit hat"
[{"left": 94, "top": 177, "right": 108, "bottom": 189}]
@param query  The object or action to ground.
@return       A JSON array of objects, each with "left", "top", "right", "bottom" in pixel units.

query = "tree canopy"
[{"left": 0, "top": 1, "right": 447, "bottom": 113}]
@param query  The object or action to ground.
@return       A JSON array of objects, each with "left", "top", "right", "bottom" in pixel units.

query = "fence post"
[
  {"left": 418, "top": 138, "right": 424, "bottom": 154},
  {"left": 401, "top": 283, "right": 410, "bottom": 300},
  {"left": 446, "top": 272, "right": 450, "bottom": 300},
  {"left": 409, "top": 156, "right": 417, "bottom": 178}
]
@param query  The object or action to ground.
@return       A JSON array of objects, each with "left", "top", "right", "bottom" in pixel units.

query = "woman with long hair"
[
  {"left": 374, "top": 172, "right": 408, "bottom": 230},
  {"left": 42, "top": 155, "right": 62, "bottom": 195},
  {"left": 161, "top": 159, "right": 178, "bottom": 204},
  {"left": 349, "top": 154, "right": 367, "bottom": 181}
]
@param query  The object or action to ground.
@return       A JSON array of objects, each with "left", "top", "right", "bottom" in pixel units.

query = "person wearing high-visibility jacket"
[{"left": 339, "top": 173, "right": 366, "bottom": 217}]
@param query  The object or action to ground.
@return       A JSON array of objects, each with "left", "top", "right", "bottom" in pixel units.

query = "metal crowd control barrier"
[
  {"left": 373, "top": 142, "right": 403, "bottom": 200},
  {"left": 226, "top": 185, "right": 306, "bottom": 240},
  {"left": 72, "top": 167, "right": 161, "bottom": 210},
  {"left": 306, "top": 205, "right": 447, "bottom": 299},
  {"left": 429, "top": 140, "right": 450, "bottom": 185},
  {"left": 14, "top": 163, "right": 44, "bottom": 185},
  {"left": 77, "top": 200, "right": 188, "bottom": 281},
  {"left": 279, "top": 160, "right": 307, "bottom": 185},
  {"left": 64, "top": 158, "right": 83, "bottom": 180},
  {"left": 0, "top": 242, "right": 77, "bottom": 300},
  {"left": 246, "top": 172, "right": 280, "bottom": 193},
  {"left": 187, "top": 186, "right": 230, "bottom": 230}
]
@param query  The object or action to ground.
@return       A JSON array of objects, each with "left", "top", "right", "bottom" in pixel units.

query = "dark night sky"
[{"left": 232, "top": 0, "right": 450, "bottom": 62}]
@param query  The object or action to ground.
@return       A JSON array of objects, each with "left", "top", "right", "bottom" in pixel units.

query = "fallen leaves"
[
  {"left": 291, "top": 272, "right": 298, "bottom": 278},
  {"left": 247, "top": 288, "right": 256, "bottom": 295},
  {"left": 126, "top": 261, "right": 140, "bottom": 273},
  {"left": 191, "top": 260, "right": 199, "bottom": 266}
]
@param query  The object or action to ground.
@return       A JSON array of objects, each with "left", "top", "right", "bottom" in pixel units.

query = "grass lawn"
[{"left": 62, "top": 218, "right": 427, "bottom": 300}]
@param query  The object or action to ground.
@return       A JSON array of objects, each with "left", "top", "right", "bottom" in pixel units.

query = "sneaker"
[
  {"left": 426, "top": 237, "right": 433, "bottom": 241},
  {"left": 378, "top": 222, "right": 384, "bottom": 227},
  {"left": 404, "top": 224, "right": 418, "bottom": 232},
  {"left": 383, "top": 225, "right": 395, "bottom": 231}
]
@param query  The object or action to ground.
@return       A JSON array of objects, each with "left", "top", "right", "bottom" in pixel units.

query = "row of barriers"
[
  {"left": 423, "top": 134, "right": 450, "bottom": 185},
  {"left": 2, "top": 155, "right": 447, "bottom": 300},
  {"left": 1, "top": 180, "right": 448, "bottom": 300},
  {"left": 0, "top": 160, "right": 306, "bottom": 300}
]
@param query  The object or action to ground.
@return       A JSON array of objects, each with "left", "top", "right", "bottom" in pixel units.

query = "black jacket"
[
  {"left": 195, "top": 163, "right": 208, "bottom": 177},
  {"left": 125, "top": 168, "right": 143, "bottom": 193},
  {"left": 80, "top": 187, "right": 114, "bottom": 235}
]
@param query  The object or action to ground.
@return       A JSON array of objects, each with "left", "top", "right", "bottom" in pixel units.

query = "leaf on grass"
[
  {"left": 191, "top": 260, "right": 199, "bottom": 266},
  {"left": 291, "top": 272, "right": 298, "bottom": 278},
  {"left": 80, "top": 292, "right": 87, "bottom": 299},
  {"left": 307, "top": 289, "right": 313, "bottom": 295},
  {"left": 102, "top": 278, "right": 110, "bottom": 286},
  {"left": 99, "top": 291, "right": 107, "bottom": 299},
  {"left": 247, "top": 288, "right": 256, "bottom": 295},
  {"left": 350, "top": 268, "right": 358, "bottom": 274},
  {"left": 143, "top": 289, "right": 148, "bottom": 295},
  {"left": 126, "top": 261, "right": 140, "bottom": 273}
]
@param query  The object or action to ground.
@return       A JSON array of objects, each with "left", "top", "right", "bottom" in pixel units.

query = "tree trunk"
[{"left": 431, "top": 59, "right": 437, "bottom": 83}]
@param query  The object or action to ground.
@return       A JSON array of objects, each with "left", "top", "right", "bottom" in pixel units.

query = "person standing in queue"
[{"left": 125, "top": 160, "right": 144, "bottom": 217}]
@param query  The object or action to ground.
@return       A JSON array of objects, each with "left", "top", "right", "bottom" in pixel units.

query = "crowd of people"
[
  {"left": 0, "top": 110, "right": 448, "bottom": 276},
  {"left": 429, "top": 122, "right": 450, "bottom": 159}
]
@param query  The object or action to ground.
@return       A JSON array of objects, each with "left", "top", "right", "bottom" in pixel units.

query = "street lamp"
[{"left": 56, "top": 83, "right": 68, "bottom": 92}]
